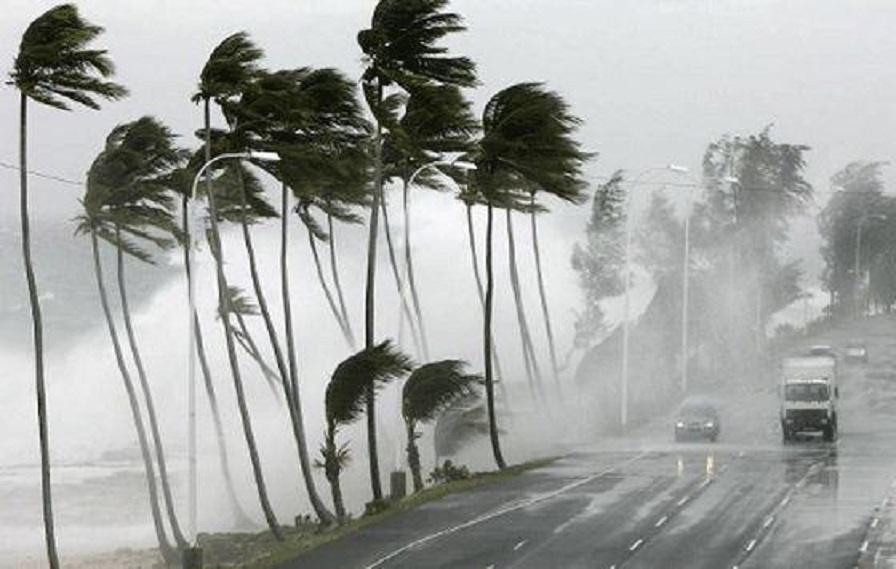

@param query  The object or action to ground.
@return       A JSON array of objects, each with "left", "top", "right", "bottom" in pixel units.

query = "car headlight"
[
  {"left": 676, "top": 421, "right": 685, "bottom": 428},
  {"left": 704, "top": 421, "right": 715, "bottom": 428}
]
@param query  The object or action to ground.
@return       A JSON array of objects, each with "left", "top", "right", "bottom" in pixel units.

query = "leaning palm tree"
[
  {"left": 358, "top": 0, "right": 477, "bottom": 502},
  {"left": 469, "top": 83, "right": 591, "bottom": 469},
  {"left": 9, "top": 5, "right": 127, "bottom": 566},
  {"left": 319, "top": 341, "right": 412, "bottom": 520},
  {"left": 193, "top": 32, "right": 283, "bottom": 538},
  {"left": 402, "top": 360, "right": 481, "bottom": 492},
  {"left": 76, "top": 118, "right": 185, "bottom": 564}
]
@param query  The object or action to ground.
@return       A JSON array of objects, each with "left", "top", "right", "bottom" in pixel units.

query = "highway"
[{"left": 280, "top": 317, "right": 896, "bottom": 569}]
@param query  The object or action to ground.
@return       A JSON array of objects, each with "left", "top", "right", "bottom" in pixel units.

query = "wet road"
[{"left": 282, "top": 317, "right": 896, "bottom": 569}]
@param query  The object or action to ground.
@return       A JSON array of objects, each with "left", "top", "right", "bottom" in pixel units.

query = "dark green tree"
[
  {"left": 402, "top": 360, "right": 480, "bottom": 492},
  {"left": 319, "top": 341, "right": 412, "bottom": 520},
  {"left": 358, "top": 0, "right": 476, "bottom": 501},
  {"left": 8, "top": 5, "right": 127, "bottom": 566}
]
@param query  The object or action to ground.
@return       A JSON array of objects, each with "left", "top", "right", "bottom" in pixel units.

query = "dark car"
[
  {"left": 844, "top": 339, "right": 868, "bottom": 364},
  {"left": 674, "top": 399, "right": 720, "bottom": 442}
]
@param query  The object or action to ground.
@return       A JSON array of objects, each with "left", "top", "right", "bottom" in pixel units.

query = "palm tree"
[
  {"left": 77, "top": 117, "right": 186, "bottom": 564},
  {"left": 358, "top": 0, "right": 477, "bottom": 502},
  {"left": 469, "top": 83, "right": 590, "bottom": 469},
  {"left": 9, "top": 5, "right": 127, "bottom": 566},
  {"left": 402, "top": 360, "right": 480, "bottom": 492},
  {"left": 320, "top": 341, "right": 412, "bottom": 520},
  {"left": 194, "top": 32, "right": 283, "bottom": 538}
]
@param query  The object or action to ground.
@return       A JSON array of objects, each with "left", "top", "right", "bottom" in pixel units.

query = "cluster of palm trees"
[{"left": 10, "top": 1, "right": 589, "bottom": 566}]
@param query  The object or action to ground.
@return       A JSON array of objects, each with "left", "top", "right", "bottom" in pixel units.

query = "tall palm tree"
[
  {"left": 9, "top": 5, "right": 127, "bottom": 566},
  {"left": 194, "top": 32, "right": 283, "bottom": 539},
  {"left": 402, "top": 360, "right": 480, "bottom": 492},
  {"left": 358, "top": 0, "right": 477, "bottom": 502},
  {"left": 469, "top": 83, "right": 590, "bottom": 469},
  {"left": 320, "top": 341, "right": 412, "bottom": 520},
  {"left": 77, "top": 117, "right": 186, "bottom": 564}
]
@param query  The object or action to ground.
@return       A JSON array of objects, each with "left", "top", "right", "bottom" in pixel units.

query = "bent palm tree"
[
  {"left": 9, "top": 5, "right": 127, "bottom": 566},
  {"left": 320, "top": 341, "right": 412, "bottom": 520},
  {"left": 402, "top": 360, "right": 480, "bottom": 492},
  {"left": 358, "top": 0, "right": 477, "bottom": 502},
  {"left": 470, "top": 83, "right": 590, "bottom": 469}
]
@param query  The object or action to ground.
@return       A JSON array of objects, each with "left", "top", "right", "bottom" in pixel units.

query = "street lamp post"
[
  {"left": 620, "top": 164, "right": 689, "bottom": 427},
  {"left": 854, "top": 213, "right": 887, "bottom": 317},
  {"left": 186, "top": 150, "right": 279, "bottom": 542}
]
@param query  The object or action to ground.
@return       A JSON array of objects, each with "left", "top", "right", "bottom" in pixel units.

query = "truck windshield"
[{"left": 785, "top": 383, "right": 829, "bottom": 401}]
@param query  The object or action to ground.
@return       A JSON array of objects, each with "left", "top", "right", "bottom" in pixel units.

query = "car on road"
[
  {"left": 808, "top": 344, "right": 838, "bottom": 359},
  {"left": 844, "top": 339, "right": 868, "bottom": 364},
  {"left": 674, "top": 398, "right": 720, "bottom": 442}
]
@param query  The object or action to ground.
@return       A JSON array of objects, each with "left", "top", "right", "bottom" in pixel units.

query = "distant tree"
[
  {"left": 570, "top": 171, "right": 626, "bottom": 350},
  {"left": 9, "top": 5, "right": 127, "bottom": 566},
  {"left": 402, "top": 360, "right": 481, "bottom": 492},
  {"left": 319, "top": 341, "right": 412, "bottom": 520}
]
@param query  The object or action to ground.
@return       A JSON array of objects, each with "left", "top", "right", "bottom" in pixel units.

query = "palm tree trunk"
[
  {"left": 465, "top": 204, "right": 507, "bottom": 399},
  {"left": 529, "top": 198, "right": 562, "bottom": 392},
  {"left": 90, "top": 229, "right": 177, "bottom": 564},
  {"left": 380, "top": 195, "right": 423, "bottom": 358},
  {"left": 506, "top": 209, "right": 544, "bottom": 403},
  {"left": 280, "top": 184, "right": 337, "bottom": 526},
  {"left": 327, "top": 212, "right": 355, "bottom": 349},
  {"left": 232, "top": 310, "right": 282, "bottom": 400},
  {"left": 405, "top": 420, "right": 423, "bottom": 493},
  {"left": 19, "top": 94, "right": 60, "bottom": 569},
  {"left": 323, "top": 428, "right": 346, "bottom": 522},
  {"left": 484, "top": 204, "right": 506, "bottom": 469},
  {"left": 181, "top": 196, "right": 253, "bottom": 529},
  {"left": 204, "top": 97, "right": 282, "bottom": 540},
  {"left": 115, "top": 227, "right": 188, "bottom": 549},
  {"left": 306, "top": 222, "right": 354, "bottom": 348},
  {"left": 401, "top": 179, "right": 430, "bottom": 360},
  {"left": 365, "top": 88, "right": 385, "bottom": 502}
]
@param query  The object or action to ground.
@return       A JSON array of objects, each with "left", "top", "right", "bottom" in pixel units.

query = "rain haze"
[{"left": 2, "top": 1, "right": 896, "bottom": 567}]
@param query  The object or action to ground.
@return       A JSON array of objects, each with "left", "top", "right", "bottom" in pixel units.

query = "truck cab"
[{"left": 780, "top": 356, "right": 838, "bottom": 442}]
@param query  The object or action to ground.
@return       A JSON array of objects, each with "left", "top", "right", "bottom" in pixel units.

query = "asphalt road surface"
[{"left": 280, "top": 317, "right": 896, "bottom": 569}]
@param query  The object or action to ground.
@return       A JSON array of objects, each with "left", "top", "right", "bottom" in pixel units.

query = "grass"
[{"left": 196, "top": 458, "right": 555, "bottom": 568}]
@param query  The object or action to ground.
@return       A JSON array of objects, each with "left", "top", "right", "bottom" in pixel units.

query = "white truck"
[{"left": 779, "top": 356, "right": 839, "bottom": 442}]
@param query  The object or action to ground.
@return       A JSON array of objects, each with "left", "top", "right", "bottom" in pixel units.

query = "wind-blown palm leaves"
[
  {"left": 402, "top": 360, "right": 481, "bottom": 492},
  {"left": 468, "top": 82, "right": 590, "bottom": 469},
  {"left": 75, "top": 116, "right": 185, "bottom": 564},
  {"left": 9, "top": 5, "right": 127, "bottom": 566},
  {"left": 192, "top": 31, "right": 284, "bottom": 539},
  {"left": 320, "top": 341, "right": 413, "bottom": 520},
  {"left": 358, "top": 0, "right": 477, "bottom": 503}
]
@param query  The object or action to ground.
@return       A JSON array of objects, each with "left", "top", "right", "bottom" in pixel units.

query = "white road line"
[
  {"left": 514, "top": 540, "right": 527, "bottom": 551},
  {"left": 701, "top": 478, "right": 711, "bottom": 488},
  {"left": 655, "top": 516, "right": 668, "bottom": 528},
  {"left": 860, "top": 540, "right": 870, "bottom": 553},
  {"left": 677, "top": 496, "right": 689, "bottom": 506},
  {"left": 361, "top": 451, "right": 651, "bottom": 569},
  {"left": 629, "top": 538, "right": 644, "bottom": 551},
  {"left": 763, "top": 516, "right": 774, "bottom": 529},
  {"left": 871, "top": 518, "right": 879, "bottom": 529},
  {"left": 746, "top": 539, "right": 757, "bottom": 552},
  {"left": 780, "top": 496, "right": 790, "bottom": 507}
]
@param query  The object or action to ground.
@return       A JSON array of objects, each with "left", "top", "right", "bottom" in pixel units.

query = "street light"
[
  {"left": 854, "top": 213, "right": 887, "bottom": 317},
  {"left": 620, "top": 164, "right": 688, "bottom": 427},
  {"left": 666, "top": 165, "right": 695, "bottom": 395},
  {"left": 186, "top": 150, "right": 279, "bottom": 542}
]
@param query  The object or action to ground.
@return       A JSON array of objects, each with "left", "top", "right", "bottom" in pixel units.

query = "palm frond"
[
  {"left": 326, "top": 340, "right": 413, "bottom": 427},
  {"left": 403, "top": 360, "right": 481, "bottom": 424},
  {"left": 11, "top": 4, "right": 128, "bottom": 110},
  {"left": 194, "top": 31, "right": 264, "bottom": 103}
]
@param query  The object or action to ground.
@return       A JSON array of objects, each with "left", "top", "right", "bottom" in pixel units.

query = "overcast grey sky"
[{"left": 2, "top": 0, "right": 895, "bottom": 224}]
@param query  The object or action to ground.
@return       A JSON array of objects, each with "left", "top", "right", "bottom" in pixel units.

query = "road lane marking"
[
  {"left": 745, "top": 539, "right": 757, "bottom": 552},
  {"left": 763, "top": 516, "right": 774, "bottom": 529},
  {"left": 514, "top": 540, "right": 527, "bottom": 551},
  {"left": 871, "top": 518, "right": 879, "bottom": 529},
  {"left": 655, "top": 516, "right": 668, "bottom": 528},
  {"left": 362, "top": 451, "right": 651, "bottom": 569},
  {"left": 677, "top": 496, "right": 689, "bottom": 506},
  {"left": 860, "top": 540, "right": 870, "bottom": 553},
  {"left": 629, "top": 539, "right": 643, "bottom": 551}
]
